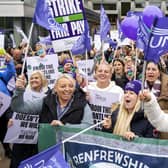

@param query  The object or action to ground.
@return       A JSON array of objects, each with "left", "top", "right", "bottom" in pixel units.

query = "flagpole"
[
  {"left": 21, "top": 22, "right": 34, "bottom": 75},
  {"left": 85, "top": 49, "right": 88, "bottom": 89},
  {"left": 62, "top": 120, "right": 104, "bottom": 160},
  {"left": 140, "top": 59, "right": 147, "bottom": 111},
  {"left": 134, "top": 48, "right": 139, "bottom": 80},
  {"left": 62, "top": 120, "right": 104, "bottom": 144},
  {"left": 101, "top": 40, "right": 105, "bottom": 62},
  {"left": 141, "top": 60, "right": 147, "bottom": 91},
  {"left": 69, "top": 50, "right": 76, "bottom": 65}
]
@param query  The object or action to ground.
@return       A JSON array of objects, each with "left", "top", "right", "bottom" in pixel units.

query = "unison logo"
[{"left": 149, "top": 27, "right": 168, "bottom": 48}]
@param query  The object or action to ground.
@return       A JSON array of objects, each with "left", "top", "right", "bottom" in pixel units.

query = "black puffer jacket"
[{"left": 39, "top": 88, "right": 87, "bottom": 124}]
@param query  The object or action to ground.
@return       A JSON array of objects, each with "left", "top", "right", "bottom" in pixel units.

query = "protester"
[
  {"left": 33, "top": 42, "right": 46, "bottom": 58},
  {"left": 140, "top": 90, "right": 168, "bottom": 133},
  {"left": 144, "top": 61, "right": 162, "bottom": 97},
  {"left": 124, "top": 56, "right": 136, "bottom": 81},
  {"left": 85, "top": 62, "right": 124, "bottom": 130},
  {"left": 0, "top": 52, "right": 16, "bottom": 159},
  {"left": 103, "top": 80, "right": 156, "bottom": 140},
  {"left": 12, "top": 48, "right": 24, "bottom": 76},
  {"left": 111, "top": 58, "right": 128, "bottom": 89},
  {"left": 58, "top": 52, "right": 71, "bottom": 66},
  {"left": 59, "top": 58, "right": 86, "bottom": 88},
  {"left": 9, "top": 70, "right": 49, "bottom": 168},
  {"left": 87, "top": 62, "right": 124, "bottom": 98},
  {"left": 104, "top": 46, "right": 113, "bottom": 63},
  {"left": 39, "top": 74, "right": 93, "bottom": 128},
  {"left": 11, "top": 70, "right": 49, "bottom": 114},
  {"left": 144, "top": 61, "right": 168, "bottom": 138}
]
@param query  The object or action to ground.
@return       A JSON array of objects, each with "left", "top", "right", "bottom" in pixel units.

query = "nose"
[
  {"left": 125, "top": 92, "right": 130, "bottom": 97},
  {"left": 64, "top": 86, "right": 70, "bottom": 91}
]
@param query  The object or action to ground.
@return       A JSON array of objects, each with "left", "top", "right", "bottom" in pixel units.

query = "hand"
[
  {"left": 16, "top": 74, "right": 27, "bottom": 89},
  {"left": 139, "top": 90, "right": 151, "bottom": 102},
  {"left": 5, "top": 53, "right": 12, "bottom": 62},
  {"left": 102, "top": 116, "right": 112, "bottom": 129},
  {"left": 50, "top": 120, "right": 64, "bottom": 126},
  {"left": 85, "top": 91, "right": 90, "bottom": 101},
  {"left": 15, "top": 64, "right": 23, "bottom": 69},
  {"left": 76, "top": 73, "right": 83, "bottom": 84},
  {"left": 8, "top": 119, "right": 13, "bottom": 128},
  {"left": 123, "top": 131, "right": 137, "bottom": 141}
]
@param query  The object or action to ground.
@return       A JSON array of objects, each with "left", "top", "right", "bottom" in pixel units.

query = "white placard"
[
  {"left": 4, "top": 112, "right": 39, "bottom": 144},
  {"left": 26, "top": 54, "right": 59, "bottom": 88},
  {"left": 88, "top": 89, "right": 120, "bottom": 130}
]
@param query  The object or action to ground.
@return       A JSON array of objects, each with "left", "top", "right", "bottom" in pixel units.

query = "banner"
[
  {"left": 0, "top": 91, "right": 11, "bottom": 117},
  {"left": 4, "top": 112, "right": 39, "bottom": 144},
  {"left": 26, "top": 54, "right": 59, "bottom": 88},
  {"left": 48, "top": 0, "right": 86, "bottom": 52},
  {"left": 38, "top": 125, "right": 168, "bottom": 168}
]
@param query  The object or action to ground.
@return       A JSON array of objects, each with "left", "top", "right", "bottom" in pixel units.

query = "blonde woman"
[
  {"left": 85, "top": 62, "right": 124, "bottom": 130},
  {"left": 39, "top": 74, "right": 93, "bottom": 128},
  {"left": 103, "top": 80, "right": 155, "bottom": 140},
  {"left": 11, "top": 70, "right": 49, "bottom": 114},
  {"left": 9, "top": 70, "right": 49, "bottom": 168}
]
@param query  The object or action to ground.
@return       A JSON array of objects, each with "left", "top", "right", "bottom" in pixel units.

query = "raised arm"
[{"left": 140, "top": 90, "right": 168, "bottom": 132}]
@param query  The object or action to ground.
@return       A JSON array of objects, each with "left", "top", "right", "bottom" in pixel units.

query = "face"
[
  {"left": 30, "top": 73, "right": 42, "bottom": 92},
  {"left": 13, "top": 49, "right": 22, "bottom": 61},
  {"left": 113, "top": 61, "right": 124, "bottom": 75},
  {"left": 35, "top": 44, "right": 42, "bottom": 51},
  {"left": 95, "top": 64, "right": 112, "bottom": 83},
  {"left": 54, "top": 77, "right": 75, "bottom": 103},
  {"left": 64, "top": 63, "right": 73, "bottom": 72},
  {"left": 145, "top": 62, "right": 160, "bottom": 83},
  {"left": 125, "top": 57, "right": 134, "bottom": 69},
  {"left": 124, "top": 90, "right": 138, "bottom": 112}
]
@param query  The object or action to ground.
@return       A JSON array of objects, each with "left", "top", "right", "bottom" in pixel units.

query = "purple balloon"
[
  {"left": 143, "top": 5, "right": 164, "bottom": 28},
  {"left": 121, "top": 16, "right": 138, "bottom": 41}
]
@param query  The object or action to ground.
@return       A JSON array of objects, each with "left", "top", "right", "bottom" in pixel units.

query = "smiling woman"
[
  {"left": 10, "top": 70, "right": 49, "bottom": 168},
  {"left": 39, "top": 74, "right": 93, "bottom": 127}
]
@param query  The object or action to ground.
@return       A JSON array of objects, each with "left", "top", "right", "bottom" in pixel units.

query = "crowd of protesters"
[{"left": 0, "top": 37, "right": 168, "bottom": 167}]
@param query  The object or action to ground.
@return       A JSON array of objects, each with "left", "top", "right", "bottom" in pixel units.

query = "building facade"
[
  {"left": 0, "top": 0, "right": 100, "bottom": 48},
  {"left": 84, "top": 0, "right": 168, "bottom": 26},
  {"left": 0, "top": 0, "right": 168, "bottom": 48}
]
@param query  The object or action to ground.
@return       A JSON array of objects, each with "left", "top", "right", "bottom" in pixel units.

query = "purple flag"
[
  {"left": 117, "top": 19, "right": 126, "bottom": 41},
  {"left": 145, "top": 17, "right": 168, "bottom": 63},
  {"left": 33, "top": 0, "right": 65, "bottom": 31},
  {"left": 71, "top": 20, "right": 91, "bottom": 55},
  {"left": 19, "top": 143, "right": 70, "bottom": 168},
  {"left": 100, "top": 5, "right": 111, "bottom": 41},
  {"left": 136, "top": 16, "right": 151, "bottom": 51}
]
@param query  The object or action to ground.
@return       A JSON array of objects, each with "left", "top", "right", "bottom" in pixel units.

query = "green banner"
[{"left": 38, "top": 124, "right": 57, "bottom": 152}]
